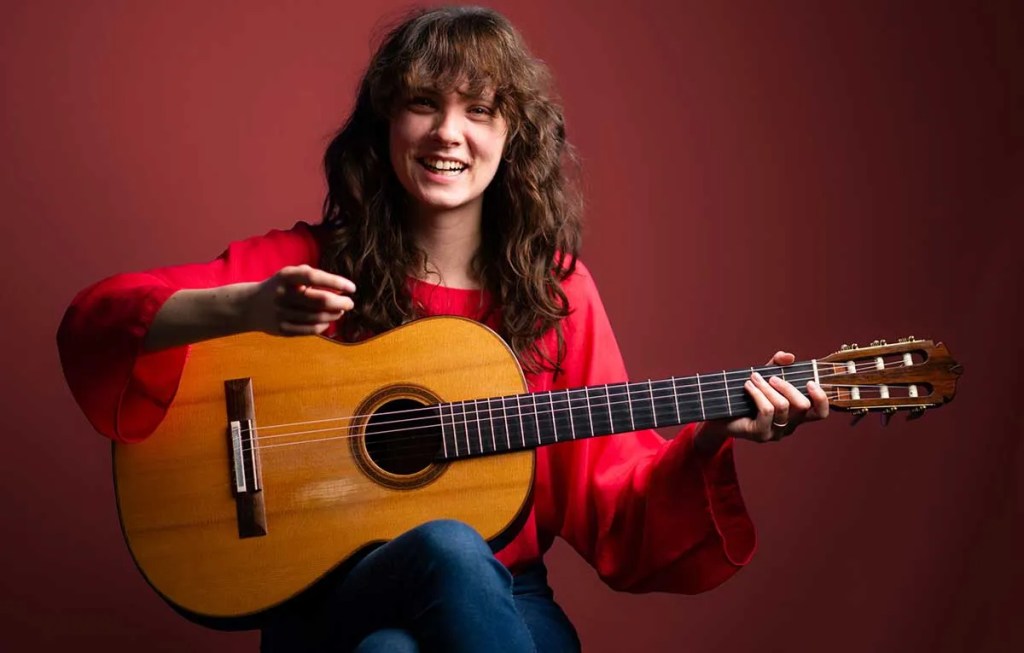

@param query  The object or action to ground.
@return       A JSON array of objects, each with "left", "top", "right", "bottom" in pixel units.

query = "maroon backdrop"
[{"left": 3, "top": 1, "right": 1022, "bottom": 651}]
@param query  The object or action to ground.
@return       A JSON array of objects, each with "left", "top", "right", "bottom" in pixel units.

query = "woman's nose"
[{"left": 432, "top": 110, "right": 463, "bottom": 145}]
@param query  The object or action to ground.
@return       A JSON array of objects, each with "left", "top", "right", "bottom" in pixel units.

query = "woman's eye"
[
  {"left": 409, "top": 96, "right": 435, "bottom": 108},
  {"left": 470, "top": 106, "right": 494, "bottom": 116}
]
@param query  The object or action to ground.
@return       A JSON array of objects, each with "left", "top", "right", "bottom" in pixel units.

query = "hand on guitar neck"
[{"left": 693, "top": 350, "right": 830, "bottom": 454}]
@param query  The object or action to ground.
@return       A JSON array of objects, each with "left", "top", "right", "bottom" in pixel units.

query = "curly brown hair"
[{"left": 319, "top": 5, "right": 582, "bottom": 374}]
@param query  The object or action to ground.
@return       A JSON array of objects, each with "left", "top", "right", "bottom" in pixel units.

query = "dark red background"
[{"left": 3, "top": 1, "right": 1022, "bottom": 650}]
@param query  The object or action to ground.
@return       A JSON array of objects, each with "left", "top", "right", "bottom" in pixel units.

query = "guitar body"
[{"left": 114, "top": 317, "right": 534, "bottom": 618}]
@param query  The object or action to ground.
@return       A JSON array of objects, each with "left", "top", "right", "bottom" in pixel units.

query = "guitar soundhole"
[{"left": 364, "top": 399, "right": 442, "bottom": 475}]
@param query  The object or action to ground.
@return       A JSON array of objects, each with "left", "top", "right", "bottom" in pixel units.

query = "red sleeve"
[
  {"left": 544, "top": 261, "right": 756, "bottom": 593},
  {"left": 56, "top": 222, "right": 321, "bottom": 443}
]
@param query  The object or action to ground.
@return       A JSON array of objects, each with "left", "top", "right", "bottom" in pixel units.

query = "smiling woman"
[
  {"left": 55, "top": 5, "right": 830, "bottom": 653},
  {"left": 389, "top": 86, "right": 508, "bottom": 217}
]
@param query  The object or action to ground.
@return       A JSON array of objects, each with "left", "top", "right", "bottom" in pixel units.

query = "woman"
[{"left": 57, "top": 6, "right": 828, "bottom": 652}]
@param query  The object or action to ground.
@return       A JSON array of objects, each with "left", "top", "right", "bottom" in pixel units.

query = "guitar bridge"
[{"left": 225, "top": 378, "right": 268, "bottom": 539}]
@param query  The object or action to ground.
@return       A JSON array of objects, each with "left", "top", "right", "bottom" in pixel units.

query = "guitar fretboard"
[{"left": 436, "top": 361, "right": 819, "bottom": 460}]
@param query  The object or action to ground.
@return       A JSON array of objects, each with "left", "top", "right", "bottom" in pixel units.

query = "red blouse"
[{"left": 57, "top": 222, "right": 756, "bottom": 594}]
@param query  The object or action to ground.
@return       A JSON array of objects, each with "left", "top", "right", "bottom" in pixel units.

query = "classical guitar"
[{"left": 113, "top": 317, "right": 962, "bottom": 618}]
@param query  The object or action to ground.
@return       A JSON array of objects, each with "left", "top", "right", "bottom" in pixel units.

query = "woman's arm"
[{"left": 143, "top": 265, "right": 355, "bottom": 352}]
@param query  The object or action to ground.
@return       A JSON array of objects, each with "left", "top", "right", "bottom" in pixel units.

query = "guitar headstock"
[{"left": 818, "top": 337, "right": 962, "bottom": 423}]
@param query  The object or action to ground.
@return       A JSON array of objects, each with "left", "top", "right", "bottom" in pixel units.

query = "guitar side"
[{"left": 113, "top": 317, "right": 535, "bottom": 618}]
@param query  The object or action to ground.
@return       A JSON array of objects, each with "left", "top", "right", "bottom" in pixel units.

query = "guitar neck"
[{"left": 436, "top": 360, "right": 820, "bottom": 460}]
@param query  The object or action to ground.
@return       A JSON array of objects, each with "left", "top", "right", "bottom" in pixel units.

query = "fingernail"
[{"left": 752, "top": 372, "right": 763, "bottom": 382}]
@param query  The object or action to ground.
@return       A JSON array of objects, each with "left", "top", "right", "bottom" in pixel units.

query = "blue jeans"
[{"left": 260, "top": 520, "right": 580, "bottom": 653}]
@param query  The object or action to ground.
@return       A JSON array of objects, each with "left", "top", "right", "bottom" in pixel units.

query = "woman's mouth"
[{"left": 417, "top": 157, "right": 468, "bottom": 176}]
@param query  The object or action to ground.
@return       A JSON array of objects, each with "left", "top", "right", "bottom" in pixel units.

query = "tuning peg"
[
  {"left": 908, "top": 407, "right": 926, "bottom": 420},
  {"left": 850, "top": 409, "right": 868, "bottom": 426},
  {"left": 869, "top": 339, "right": 887, "bottom": 347},
  {"left": 851, "top": 343, "right": 859, "bottom": 349},
  {"left": 880, "top": 407, "right": 897, "bottom": 426},
  {"left": 840, "top": 344, "right": 850, "bottom": 351}
]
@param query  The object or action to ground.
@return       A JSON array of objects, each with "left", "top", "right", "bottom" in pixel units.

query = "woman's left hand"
[{"left": 693, "top": 351, "right": 830, "bottom": 452}]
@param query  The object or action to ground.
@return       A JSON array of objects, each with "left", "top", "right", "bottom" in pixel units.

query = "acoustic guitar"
[{"left": 113, "top": 316, "right": 962, "bottom": 618}]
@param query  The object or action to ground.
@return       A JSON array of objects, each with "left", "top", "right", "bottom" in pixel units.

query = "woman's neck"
[{"left": 408, "top": 202, "right": 483, "bottom": 290}]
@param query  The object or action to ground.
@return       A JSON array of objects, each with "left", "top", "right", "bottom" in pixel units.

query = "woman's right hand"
[
  {"left": 144, "top": 265, "right": 356, "bottom": 352},
  {"left": 244, "top": 265, "right": 356, "bottom": 336}
]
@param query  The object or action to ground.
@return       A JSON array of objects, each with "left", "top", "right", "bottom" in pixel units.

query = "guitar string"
[
  {"left": 241, "top": 364, "right": 880, "bottom": 448},
  {"left": 240, "top": 366, "right": 919, "bottom": 455},
  {"left": 239, "top": 376, "right": 921, "bottom": 456},
  {"left": 248, "top": 356, "right": 912, "bottom": 436},
  {"left": 240, "top": 382, "right": 908, "bottom": 470}
]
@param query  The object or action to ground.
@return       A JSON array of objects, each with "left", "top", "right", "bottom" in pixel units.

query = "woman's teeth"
[{"left": 419, "top": 158, "right": 467, "bottom": 175}]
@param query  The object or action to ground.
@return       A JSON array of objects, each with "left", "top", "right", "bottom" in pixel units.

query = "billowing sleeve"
[
  {"left": 56, "top": 222, "right": 321, "bottom": 443},
  {"left": 542, "top": 262, "right": 756, "bottom": 594}
]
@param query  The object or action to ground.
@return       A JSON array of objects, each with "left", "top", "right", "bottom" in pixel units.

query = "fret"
[
  {"left": 565, "top": 389, "right": 577, "bottom": 439},
  {"left": 477, "top": 398, "right": 495, "bottom": 454},
  {"left": 629, "top": 382, "right": 655, "bottom": 430},
  {"left": 673, "top": 376, "right": 703, "bottom": 424},
  {"left": 626, "top": 384, "right": 635, "bottom": 430},
  {"left": 695, "top": 373, "right": 706, "bottom": 420},
  {"left": 534, "top": 392, "right": 557, "bottom": 446},
  {"left": 723, "top": 371, "right": 732, "bottom": 416},
  {"left": 648, "top": 380, "right": 657, "bottom": 427},
  {"left": 501, "top": 396, "right": 512, "bottom": 450},
  {"left": 512, "top": 395, "right": 525, "bottom": 449},
  {"left": 670, "top": 377, "right": 681, "bottom": 422},
  {"left": 552, "top": 390, "right": 573, "bottom": 442},
  {"left": 569, "top": 388, "right": 593, "bottom": 440},
  {"left": 723, "top": 371, "right": 745, "bottom": 420},
  {"left": 531, "top": 394, "right": 542, "bottom": 447},
  {"left": 519, "top": 394, "right": 539, "bottom": 448},
  {"left": 606, "top": 382, "right": 632, "bottom": 434},
  {"left": 651, "top": 379, "right": 678, "bottom": 426},
  {"left": 440, "top": 403, "right": 458, "bottom": 457},
  {"left": 438, "top": 404, "right": 450, "bottom": 458},
  {"left": 467, "top": 399, "right": 487, "bottom": 455},
  {"left": 588, "top": 385, "right": 613, "bottom": 436},
  {"left": 455, "top": 401, "right": 473, "bottom": 456},
  {"left": 488, "top": 397, "right": 507, "bottom": 453}
]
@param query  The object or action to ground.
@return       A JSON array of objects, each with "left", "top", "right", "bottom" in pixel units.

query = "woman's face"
[{"left": 389, "top": 86, "right": 508, "bottom": 216}]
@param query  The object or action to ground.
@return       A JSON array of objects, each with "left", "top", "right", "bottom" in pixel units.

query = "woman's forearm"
[{"left": 142, "top": 282, "right": 258, "bottom": 352}]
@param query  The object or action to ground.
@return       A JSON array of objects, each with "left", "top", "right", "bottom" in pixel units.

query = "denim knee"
[
  {"left": 353, "top": 628, "right": 420, "bottom": 653},
  {"left": 403, "top": 519, "right": 508, "bottom": 585}
]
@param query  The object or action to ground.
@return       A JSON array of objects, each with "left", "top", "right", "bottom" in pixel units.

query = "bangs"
[
  {"left": 371, "top": 9, "right": 529, "bottom": 115},
  {"left": 401, "top": 25, "right": 514, "bottom": 98}
]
